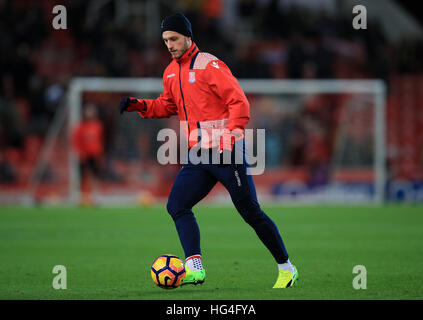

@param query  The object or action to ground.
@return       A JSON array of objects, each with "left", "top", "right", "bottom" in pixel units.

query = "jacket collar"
[{"left": 176, "top": 42, "right": 199, "bottom": 64}]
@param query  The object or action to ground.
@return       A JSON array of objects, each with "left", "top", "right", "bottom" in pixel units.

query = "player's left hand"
[{"left": 119, "top": 96, "right": 139, "bottom": 114}]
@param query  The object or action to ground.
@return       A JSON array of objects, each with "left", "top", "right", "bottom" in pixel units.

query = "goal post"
[
  {"left": 239, "top": 79, "right": 387, "bottom": 204},
  {"left": 66, "top": 77, "right": 387, "bottom": 205},
  {"left": 67, "top": 77, "right": 164, "bottom": 205}
]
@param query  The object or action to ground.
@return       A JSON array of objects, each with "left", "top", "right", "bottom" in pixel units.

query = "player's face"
[{"left": 162, "top": 31, "right": 192, "bottom": 59}]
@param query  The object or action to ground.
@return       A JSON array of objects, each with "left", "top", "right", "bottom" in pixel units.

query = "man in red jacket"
[
  {"left": 119, "top": 13, "right": 298, "bottom": 288},
  {"left": 72, "top": 104, "right": 104, "bottom": 206}
]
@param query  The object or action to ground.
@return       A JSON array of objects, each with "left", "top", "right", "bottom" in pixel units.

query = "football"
[{"left": 150, "top": 254, "right": 186, "bottom": 289}]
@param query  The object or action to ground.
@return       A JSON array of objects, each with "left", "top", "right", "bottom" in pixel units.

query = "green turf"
[{"left": 0, "top": 205, "right": 422, "bottom": 300}]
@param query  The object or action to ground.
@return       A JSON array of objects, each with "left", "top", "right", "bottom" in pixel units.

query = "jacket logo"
[
  {"left": 189, "top": 71, "right": 196, "bottom": 83},
  {"left": 167, "top": 73, "right": 175, "bottom": 78},
  {"left": 211, "top": 61, "right": 219, "bottom": 69}
]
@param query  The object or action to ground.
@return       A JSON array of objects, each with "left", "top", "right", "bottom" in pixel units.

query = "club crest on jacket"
[{"left": 189, "top": 71, "right": 196, "bottom": 83}]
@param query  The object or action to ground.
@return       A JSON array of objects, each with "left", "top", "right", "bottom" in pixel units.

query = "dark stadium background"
[
  {"left": 0, "top": 0, "right": 423, "bottom": 305},
  {"left": 1, "top": 0, "right": 422, "bottom": 204}
]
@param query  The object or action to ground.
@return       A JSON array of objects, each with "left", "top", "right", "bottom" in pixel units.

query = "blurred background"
[{"left": 0, "top": 0, "right": 422, "bottom": 206}]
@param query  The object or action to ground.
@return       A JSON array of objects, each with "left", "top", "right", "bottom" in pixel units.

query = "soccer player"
[{"left": 119, "top": 13, "right": 298, "bottom": 288}]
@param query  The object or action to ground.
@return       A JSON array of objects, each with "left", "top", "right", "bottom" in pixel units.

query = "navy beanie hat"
[{"left": 161, "top": 12, "right": 193, "bottom": 39}]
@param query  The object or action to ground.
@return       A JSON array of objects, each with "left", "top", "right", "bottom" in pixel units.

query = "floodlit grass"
[{"left": 0, "top": 205, "right": 422, "bottom": 300}]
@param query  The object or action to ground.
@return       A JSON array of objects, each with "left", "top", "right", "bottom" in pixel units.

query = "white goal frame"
[{"left": 67, "top": 78, "right": 386, "bottom": 205}]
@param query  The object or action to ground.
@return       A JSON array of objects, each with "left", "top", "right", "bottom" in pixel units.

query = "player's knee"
[
  {"left": 166, "top": 198, "right": 192, "bottom": 221},
  {"left": 243, "top": 211, "right": 267, "bottom": 226},
  {"left": 234, "top": 197, "right": 266, "bottom": 226},
  {"left": 166, "top": 199, "right": 178, "bottom": 218}
]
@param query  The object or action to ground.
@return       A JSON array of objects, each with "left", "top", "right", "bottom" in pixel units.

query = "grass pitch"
[{"left": 0, "top": 205, "right": 422, "bottom": 300}]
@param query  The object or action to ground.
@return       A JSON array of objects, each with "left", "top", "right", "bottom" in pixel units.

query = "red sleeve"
[
  {"left": 130, "top": 77, "right": 178, "bottom": 119},
  {"left": 207, "top": 60, "right": 250, "bottom": 132}
]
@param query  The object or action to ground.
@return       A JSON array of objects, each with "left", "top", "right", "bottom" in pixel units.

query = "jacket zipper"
[{"left": 178, "top": 62, "right": 190, "bottom": 139}]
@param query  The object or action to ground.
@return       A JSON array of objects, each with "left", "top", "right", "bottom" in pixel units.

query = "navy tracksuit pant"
[{"left": 166, "top": 144, "right": 289, "bottom": 264}]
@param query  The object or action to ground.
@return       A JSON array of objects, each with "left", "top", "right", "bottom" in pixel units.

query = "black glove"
[{"left": 119, "top": 96, "right": 138, "bottom": 114}]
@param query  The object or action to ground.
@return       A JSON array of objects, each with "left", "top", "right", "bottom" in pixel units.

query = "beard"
[{"left": 171, "top": 39, "right": 191, "bottom": 59}]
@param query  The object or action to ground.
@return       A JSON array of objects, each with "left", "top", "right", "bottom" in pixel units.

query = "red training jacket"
[
  {"left": 129, "top": 42, "right": 250, "bottom": 150},
  {"left": 72, "top": 120, "right": 104, "bottom": 160}
]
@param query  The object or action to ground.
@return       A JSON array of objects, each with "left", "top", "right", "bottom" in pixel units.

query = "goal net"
[{"left": 17, "top": 78, "right": 386, "bottom": 206}]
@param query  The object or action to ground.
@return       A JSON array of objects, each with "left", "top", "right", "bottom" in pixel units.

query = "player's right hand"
[{"left": 119, "top": 96, "right": 138, "bottom": 114}]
